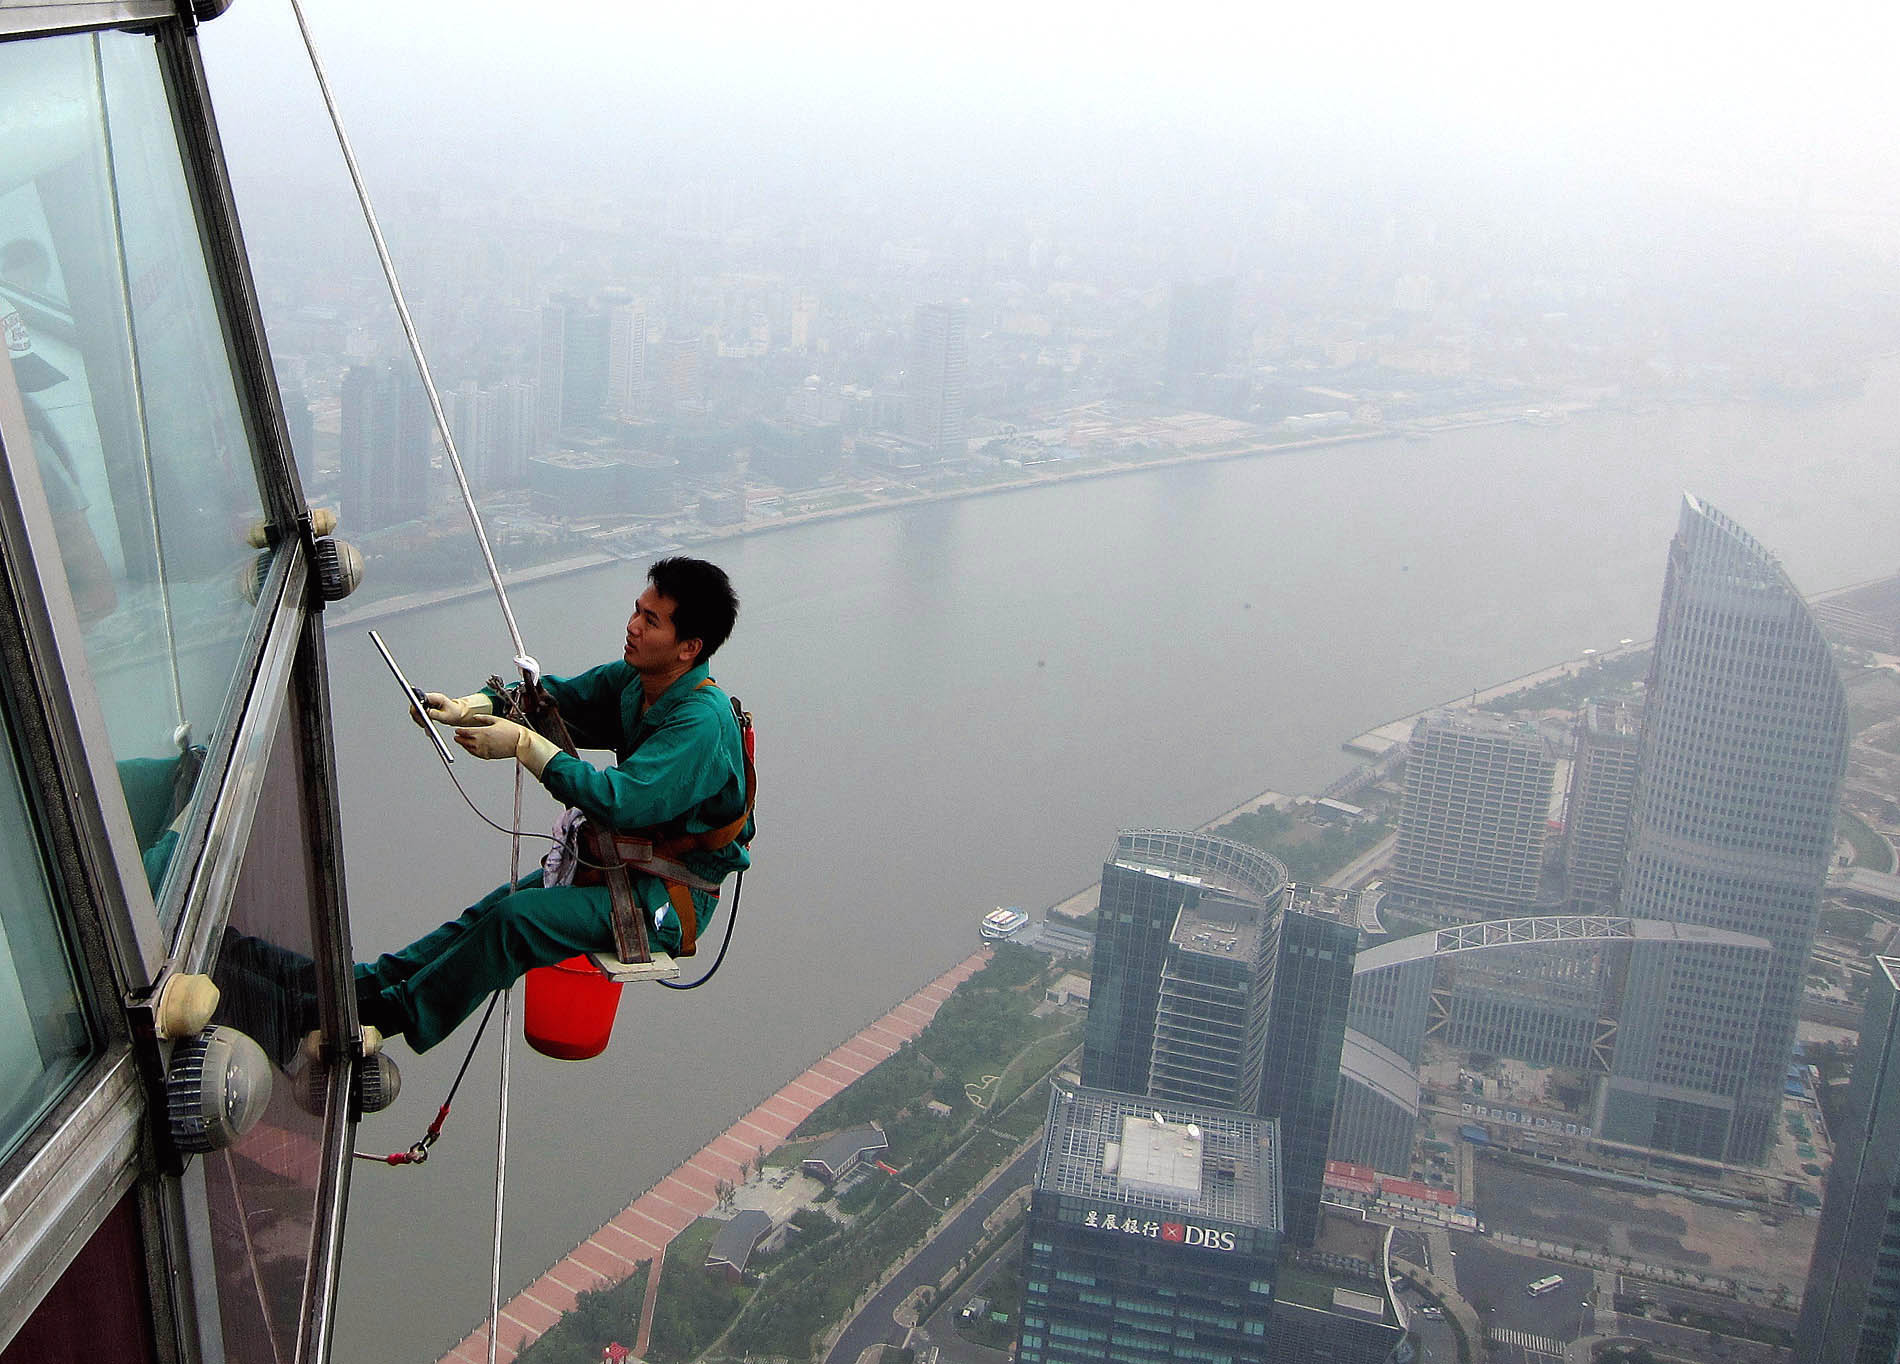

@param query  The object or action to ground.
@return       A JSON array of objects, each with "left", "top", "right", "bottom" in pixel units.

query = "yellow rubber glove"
[
  {"left": 415, "top": 691, "right": 494, "bottom": 727},
  {"left": 454, "top": 715, "right": 560, "bottom": 777}
]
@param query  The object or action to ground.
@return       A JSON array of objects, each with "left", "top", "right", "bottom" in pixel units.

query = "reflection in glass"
[
  {"left": 0, "top": 32, "right": 273, "bottom": 913},
  {"left": 204, "top": 696, "right": 334, "bottom": 1363},
  {"left": 0, "top": 704, "right": 93, "bottom": 1165}
]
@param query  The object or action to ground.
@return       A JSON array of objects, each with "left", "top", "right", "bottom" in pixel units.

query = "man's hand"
[
  {"left": 413, "top": 691, "right": 492, "bottom": 728},
  {"left": 454, "top": 715, "right": 559, "bottom": 776}
]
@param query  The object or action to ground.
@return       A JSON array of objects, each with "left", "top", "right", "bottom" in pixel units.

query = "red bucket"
[{"left": 524, "top": 957, "right": 623, "bottom": 1060}]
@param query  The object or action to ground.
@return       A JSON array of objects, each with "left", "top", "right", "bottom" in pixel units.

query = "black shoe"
[
  {"left": 355, "top": 974, "right": 407, "bottom": 1043},
  {"left": 212, "top": 931, "right": 319, "bottom": 1070}
]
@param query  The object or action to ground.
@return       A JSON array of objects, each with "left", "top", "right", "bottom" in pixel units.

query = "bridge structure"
[{"left": 1332, "top": 915, "right": 1773, "bottom": 1171}]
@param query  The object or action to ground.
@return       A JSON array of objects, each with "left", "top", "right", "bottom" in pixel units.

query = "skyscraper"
[
  {"left": 1563, "top": 699, "right": 1642, "bottom": 909},
  {"left": 1164, "top": 277, "right": 1235, "bottom": 394},
  {"left": 1258, "top": 907, "right": 1357, "bottom": 1246},
  {"left": 1602, "top": 496, "right": 1850, "bottom": 1163},
  {"left": 904, "top": 302, "right": 967, "bottom": 456},
  {"left": 1017, "top": 1088, "right": 1282, "bottom": 1364},
  {"left": 1078, "top": 831, "right": 1356, "bottom": 1248},
  {"left": 339, "top": 362, "right": 430, "bottom": 531},
  {"left": 538, "top": 295, "right": 612, "bottom": 441},
  {"left": 607, "top": 299, "right": 647, "bottom": 418},
  {"left": 1388, "top": 710, "right": 1558, "bottom": 923},
  {"left": 1080, "top": 831, "right": 1287, "bottom": 1102},
  {"left": 1797, "top": 957, "right": 1900, "bottom": 1362}
]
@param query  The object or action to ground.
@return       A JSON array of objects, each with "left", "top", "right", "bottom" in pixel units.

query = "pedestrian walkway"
[
  {"left": 1492, "top": 1325, "right": 1565, "bottom": 1355},
  {"left": 435, "top": 949, "right": 992, "bottom": 1364}
]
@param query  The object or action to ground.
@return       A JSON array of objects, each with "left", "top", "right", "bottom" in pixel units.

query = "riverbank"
[
  {"left": 327, "top": 417, "right": 1516, "bottom": 631},
  {"left": 434, "top": 950, "right": 991, "bottom": 1364}
]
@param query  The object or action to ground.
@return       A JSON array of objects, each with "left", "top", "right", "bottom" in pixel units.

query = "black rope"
[
  {"left": 659, "top": 872, "right": 743, "bottom": 991},
  {"left": 353, "top": 990, "right": 502, "bottom": 1166}
]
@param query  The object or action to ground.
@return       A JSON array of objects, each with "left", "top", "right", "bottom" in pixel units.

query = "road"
[{"left": 824, "top": 1141, "right": 1042, "bottom": 1364}]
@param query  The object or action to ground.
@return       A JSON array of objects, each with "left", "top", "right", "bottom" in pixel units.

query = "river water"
[{"left": 329, "top": 370, "right": 1900, "bottom": 1361}]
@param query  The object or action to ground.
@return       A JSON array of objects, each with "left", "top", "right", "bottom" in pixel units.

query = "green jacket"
[{"left": 492, "top": 660, "right": 751, "bottom": 950}]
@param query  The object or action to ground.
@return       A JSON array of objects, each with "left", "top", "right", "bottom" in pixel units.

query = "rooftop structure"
[
  {"left": 1019, "top": 1087, "right": 1282, "bottom": 1364},
  {"left": 1034, "top": 1088, "right": 1278, "bottom": 1229}
]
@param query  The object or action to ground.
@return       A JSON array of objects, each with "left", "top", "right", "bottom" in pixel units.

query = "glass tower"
[
  {"left": 1797, "top": 957, "right": 1900, "bottom": 1362},
  {"left": 1602, "top": 496, "right": 1850, "bottom": 1163}
]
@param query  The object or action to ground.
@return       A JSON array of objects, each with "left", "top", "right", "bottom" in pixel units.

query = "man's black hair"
[{"left": 649, "top": 557, "right": 738, "bottom": 663}]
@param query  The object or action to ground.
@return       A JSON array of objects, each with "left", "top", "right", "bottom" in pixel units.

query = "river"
[{"left": 328, "top": 369, "right": 1900, "bottom": 1361}]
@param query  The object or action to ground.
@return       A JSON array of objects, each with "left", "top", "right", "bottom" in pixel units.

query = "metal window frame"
[{"left": 0, "top": 9, "right": 360, "bottom": 1361}]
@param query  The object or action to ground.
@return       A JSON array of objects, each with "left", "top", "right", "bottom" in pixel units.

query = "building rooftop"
[
  {"left": 1170, "top": 896, "right": 1263, "bottom": 962},
  {"left": 1035, "top": 1087, "right": 1280, "bottom": 1231},
  {"left": 1112, "top": 829, "right": 1286, "bottom": 905}
]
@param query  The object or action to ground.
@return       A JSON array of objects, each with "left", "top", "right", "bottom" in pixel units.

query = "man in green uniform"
[{"left": 356, "top": 556, "right": 748, "bottom": 1053}]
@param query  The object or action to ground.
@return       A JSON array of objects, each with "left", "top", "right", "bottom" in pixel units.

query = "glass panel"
[
  {"left": 0, "top": 31, "right": 271, "bottom": 912},
  {"left": 203, "top": 684, "right": 335, "bottom": 1362},
  {"left": 0, "top": 689, "right": 93, "bottom": 1165}
]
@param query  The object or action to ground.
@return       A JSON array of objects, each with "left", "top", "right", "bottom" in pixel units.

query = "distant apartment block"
[
  {"left": 1165, "top": 277, "right": 1235, "bottom": 389},
  {"left": 607, "top": 298, "right": 647, "bottom": 418},
  {"left": 1388, "top": 711, "right": 1557, "bottom": 922},
  {"left": 445, "top": 377, "right": 536, "bottom": 489},
  {"left": 1563, "top": 699, "right": 1642, "bottom": 909},
  {"left": 339, "top": 362, "right": 430, "bottom": 532},
  {"left": 1603, "top": 496, "right": 1850, "bottom": 1163},
  {"left": 904, "top": 302, "right": 967, "bottom": 456},
  {"left": 538, "top": 295, "right": 613, "bottom": 440}
]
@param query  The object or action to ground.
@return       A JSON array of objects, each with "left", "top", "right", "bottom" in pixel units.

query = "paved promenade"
[{"left": 436, "top": 949, "right": 992, "bottom": 1364}]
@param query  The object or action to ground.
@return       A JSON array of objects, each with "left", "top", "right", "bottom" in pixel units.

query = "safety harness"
[{"left": 500, "top": 675, "right": 757, "bottom": 962}]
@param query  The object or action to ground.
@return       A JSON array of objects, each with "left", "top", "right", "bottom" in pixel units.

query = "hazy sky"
[{"left": 199, "top": 0, "right": 1900, "bottom": 253}]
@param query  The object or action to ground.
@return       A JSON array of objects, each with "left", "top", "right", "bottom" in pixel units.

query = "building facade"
[
  {"left": 1797, "top": 957, "right": 1900, "bottom": 1363},
  {"left": 1018, "top": 1089, "right": 1282, "bottom": 1364},
  {"left": 1258, "top": 908, "right": 1358, "bottom": 1247},
  {"left": 1603, "top": 496, "right": 1851, "bottom": 1163},
  {"left": 1388, "top": 712, "right": 1557, "bottom": 923},
  {"left": 904, "top": 302, "right": 967, "bottom": 456},
  {"left": 1080, "top": 831, "right": 1289, "bottom": 1102},
  {"left": 0, "top": 9, "right": 377, "bottom": 1358},
  {"left": 1563, "top": 700, "right": 1642, "bottom": 909},
  {"left": 1078, "top": 831, "right": 1356, "bottom": 1249},
  {"left": 340, "top": 362, "right": 431, "bottom": 531}
]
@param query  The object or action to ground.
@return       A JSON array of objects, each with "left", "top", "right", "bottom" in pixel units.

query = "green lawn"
[{"left": 1840, "top": 807, "right": 1895, "bottom": 873}]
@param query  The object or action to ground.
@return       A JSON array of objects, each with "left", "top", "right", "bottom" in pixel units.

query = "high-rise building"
[
  {"left": 536, "top": 301, "right": 565, "bottom": 447},
  {"left": 1563, "top": 699, "right": 1642, "bottom": 909},
  {"left": 1258, "top": 908, "right": 1356, "bottom": 1247},
  {"left": 1602, "top": 496, "right": 1850, "bottom": 1163},
  {"left": 904, "top": 302, "right": 967, "bottom": 456},
  {"left": 339, "top": 362, "right": 431, "bottom": 531},
  {"left": 607, "top": 300, "right": 647, "bottom": 418},
  {"left": 1017, "top": 1088, "right": 1283, "bottom": 1364},
  {"left": 1797, "top": 957, "right": 1900, "bottom": 1362},
  {"left": 538, "top": 296, "right": 612, "bottom": 441},
  {"left": 1165, "top": 277, "right": 1235, "bottom": 392},
  {"left": 1388, "top": 710, "right": 1557, "bottom": 922},
  {"left": 1080, "top": 831, "right": 1288, "bottom": 1102},
  {"left": 444, "top": 379, "right": 537, "bottom": 490},
  {"left": 1078, "top": 831, "right": 1356, "bottom": 1248}
]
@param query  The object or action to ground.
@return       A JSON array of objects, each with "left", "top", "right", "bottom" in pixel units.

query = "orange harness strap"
[{"left": 592, "top": 679, "right": 756, "bottom": 959}]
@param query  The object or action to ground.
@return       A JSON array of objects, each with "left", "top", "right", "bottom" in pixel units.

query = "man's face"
[{"left": 624, "top": 583, "right": 697, "bottom": 673}]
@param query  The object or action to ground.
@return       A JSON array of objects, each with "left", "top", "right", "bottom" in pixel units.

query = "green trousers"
[{"left": 355, "top": 870, "right": 618, "bottom": 1053}]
